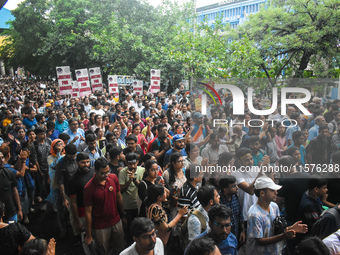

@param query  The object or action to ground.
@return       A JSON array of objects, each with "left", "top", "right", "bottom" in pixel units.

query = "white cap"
[{"left": 254, "top": 176, "right": 282, "bottom": 190}]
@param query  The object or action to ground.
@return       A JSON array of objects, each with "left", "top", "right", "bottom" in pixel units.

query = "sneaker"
[
  {"left": 23, "top": 215, "right": 29, "bottom": 225},
  {"left": 40, "top": 204, "right": 47, "bottom": 211},
  {"left": 29, "top": 207, "right": 35, "bottom": 213}
]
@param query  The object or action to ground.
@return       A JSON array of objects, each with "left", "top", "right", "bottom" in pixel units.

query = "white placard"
[
  {"left": 56, "top": 66, "right": 72, "bottom": 95},
  {"left": 89, "top": 67, "right": 103, "bottom": 92},
  {"left": 150, "top": 69, "right": 161, "bottom": 94}
]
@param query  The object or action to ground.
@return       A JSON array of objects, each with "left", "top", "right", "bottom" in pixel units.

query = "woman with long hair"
[
  {"left": 132, "top": 112, "right": 146, "bottom": 130},
  {"left": 162, "top": 152, "right": 186, "bottom": 222},
  {"left": 95, "top": 128, "right": 106, "bottom": 150},
  {"left": 184, "top": 143, "right": 203, "bottom": 169},
  {"left": 47, "top": 139, "right": 64, "bottom": 212},
  {"left": 275, "top": 122, "right": 287, "bottom": 157},
  {"left": 166, "top": 108, "right": 175, "bottom": 126},
  {"left": 79, "top": 111, "right": 89, "bottom": 131},
  {"left": 156, "top": 102, "right": 166, "bottom": 117},
  {"left": 138, "top": 160, "right": 164, "bottom": 217},
  {"left": 146, "top": 184, "right": 187, "bottom": 245},
  {"left": 132, "top": 123, "right": 148, "bottom": 154},
  {"left": 90, "top": 114, "right": 103, "bottom": 132},
  {"left": 87, "top": 112, "right": 96, "bottom": 131}
]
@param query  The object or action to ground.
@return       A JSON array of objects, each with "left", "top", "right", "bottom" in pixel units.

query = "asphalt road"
[{"left": 25, "top": 203, "right": 84, "bottom": 255}]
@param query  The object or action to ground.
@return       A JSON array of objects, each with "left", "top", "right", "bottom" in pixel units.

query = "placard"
[
  {"left": 108, "top": 75, "right": 119, "bottom": 98},
  {"left": 150, "top": 69, "right": 161, "bottom": 94},
  {"left": 56, "top": 66, "right": 72, "bottom": 95},
  {"left": 75, "top": 68, "right": 91, "bottom": 97},
  {"left": 89, "top": 67, "right": 103, "bottom": 92}
]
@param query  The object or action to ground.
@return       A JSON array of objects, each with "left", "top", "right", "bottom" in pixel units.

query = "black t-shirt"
[
  {"left": 69, "top": 168, "right": 95, "bottom": 208},
  {"left": 138, "top": 178, "right": 161, "bottom": 217},
  {"left": 108, "top": 161, "right": 125, "bottom": 176},
  {"left": 123, "top": 145, "right": 144, "bottom": 164},
  {"left": 278, "top": 172, "right": 310, "bottom": 223},
  {"left": 0, "top": 222, "right": 31, "bottom": 255},
  {"left": 151, "top": 138, "right": 169, "bottom": 167},
  {"left": 0, "top": 168, "right": 18, "bottom": 221},
  {"left": 324, "top": 172, "right": 340, "bottom": 205},
  {"left": 299, "top": 191, "right": 324, "bottom": 233}
]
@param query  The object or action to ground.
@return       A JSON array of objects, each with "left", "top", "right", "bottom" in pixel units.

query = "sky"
[{"left": 3, "top": 0, "right": 217, "bottom": 10}]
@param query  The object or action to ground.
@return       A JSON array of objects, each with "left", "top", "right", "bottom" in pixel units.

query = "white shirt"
[
  {"left": 84, "top": 104, "right": 92, "bottom": 114},
  {"left": 233, "top": 169, "right": 259, "bottom": 221},
  {"left": 89, "top": 109, "right": 105, "bottom": 117},
  {"left": 323, "top": 229, "right": 340, "bottom": 255},
  {"left": 120, "top": 237, "right": 164, "bottom": 255}
]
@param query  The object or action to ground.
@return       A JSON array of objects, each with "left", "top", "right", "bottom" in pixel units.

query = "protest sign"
[
  {"left": 75, "top": 68, "right": 91, "bottom": 97},
  {"left": 56, "top": 66, "right": 72, "bottom": 95},
  {"left": 89, "top": 67, "right": 103, "bottom": 92}
]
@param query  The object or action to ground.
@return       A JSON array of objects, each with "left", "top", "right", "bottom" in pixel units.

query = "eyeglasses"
[
  {"left": 98, "top": 171, "right": 110, "bottom": 176},
  {"left": 176, "top": 160, "right": 184, "bottom": 164},
  {"left": 139, "top": 230, "right": 158, "bottom": 240},
  {"left": 214, "top": 222, "right": 232, "bottom": 229}
]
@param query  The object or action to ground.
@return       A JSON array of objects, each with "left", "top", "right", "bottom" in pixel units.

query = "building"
[
  {"left": 196, "top": 0, "right": 265, "bottom": 29},
  {"left": 0, "top": 7, "right": 15, "bottom": 76}
]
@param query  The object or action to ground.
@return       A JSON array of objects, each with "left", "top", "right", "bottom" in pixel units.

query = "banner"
[
  {"left": 75, "top": 68, "right": 91, "bottom": 97},
  {"left": 71, "top": 81, "right": 79, "bottom": 98},
  {"left": 89, "top": 67, "right": 103, "bottom": 92},
  {"left": 56, "top": 66, "right": 72, "bottom": 95},
  {"left": 108, "top": 75, "right": 119, "bottom": 98},
  {"left": 133, "top": 80, "right": 143, "bottom": 96},
  {"left": 150, "top": 69, "right": 161, "bottom": 94}
]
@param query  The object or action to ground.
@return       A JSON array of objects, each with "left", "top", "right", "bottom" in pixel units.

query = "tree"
[{"left": 240, "top": 0, "right": 340, "bottom": 83}]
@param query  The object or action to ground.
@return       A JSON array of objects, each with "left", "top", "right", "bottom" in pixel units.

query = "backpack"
[
  {"left": 311, "top": 207, "right": 340, "bottom": 239},
  {"left": 179, "top": 209, "right": 207, "bottom": 249}
]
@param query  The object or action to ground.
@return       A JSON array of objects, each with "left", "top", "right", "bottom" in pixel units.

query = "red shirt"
[{"left": 84, "top": 174, "right": 121, "bottom": 229}]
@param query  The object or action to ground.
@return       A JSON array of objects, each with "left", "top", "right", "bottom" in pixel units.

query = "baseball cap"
[
  {"left": 254, "top": 176, "right": 282, "bottom": 190},
  {"left": 173, "top": 134, "right": 185, "bottom": 142}
]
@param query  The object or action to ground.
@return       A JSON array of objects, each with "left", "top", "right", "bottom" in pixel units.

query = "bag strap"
[
  {"left": 334, "top": 232, "right": 340, "bottom": 241},
  {"left": 326, "top": 207, "right": 340, "bottom": 229},
  {"left": 192, "top": 210, "right": 207, "bottom": 232}
]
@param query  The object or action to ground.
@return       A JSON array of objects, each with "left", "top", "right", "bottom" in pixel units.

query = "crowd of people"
[{"left": 0, "top": 77, "right": 340, "bottom": 255}]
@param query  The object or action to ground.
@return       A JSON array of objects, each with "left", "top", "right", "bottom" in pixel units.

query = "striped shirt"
[{"left": 178, "top": 181, "right": 200, "bottom": 209}]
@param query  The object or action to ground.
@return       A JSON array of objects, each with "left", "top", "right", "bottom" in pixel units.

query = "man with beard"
[
  {"left": 248, "top": 136, "right": 269, "bottom": 167},
  {"left": 194, "top": 204, "right": 237, "bottom": 255},
  {"left": 69, "top": 153, "right": 93, "bottom": 248},
  {"left": 84, "top": 157, "right": 126, "bottom": 255},
  {"left": 233, "top": 148, "right": 267, "bottom": 226},
  {"left": 201, "top": 133, "right": 229, "bottom": 165},
  {"left": 191, "top": 112, "right": 209, "bottom": 143},
  {"left": 163, "top": 134, "right": 187, "bottom": 167},
  {"left": 207, "top": 108, "right": 221, "bottom": 129},
  {"left": 56, "top": 143, "right": 78, "bottom": 238},
  {"left": 307, "top": 125, "right": 331, "bottom": 165},
  {"left": 119, "top": 152, "right": 145, "bottom": 241},
  {"left": 120, "top": 217, "right": 164, "bottom": 255},
  {"left": 151, "top": 124, "right": 172, "bottom": 168},
  {"left": 186, "top": 185, "right": 220, "bottom": 243},
  {"left": 140, "top": 100, "right": 151, "bottom": 120}
]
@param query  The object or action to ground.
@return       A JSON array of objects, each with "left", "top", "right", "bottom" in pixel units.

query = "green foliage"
[{"left": 1, "top": 0, "right": 339, "bottom": 87}]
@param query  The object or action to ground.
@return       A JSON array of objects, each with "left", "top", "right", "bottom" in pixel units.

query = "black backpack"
[{"left": 311, "top": 207, "right": 340, "bottom": 239}]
